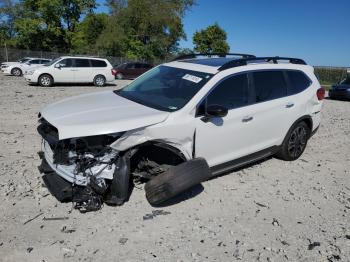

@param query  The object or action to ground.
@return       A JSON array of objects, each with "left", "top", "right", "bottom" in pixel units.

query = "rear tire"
[
  {"left": 39, "top": 74, "right": 53, "bottom": 87},
  {"left": 276, "top": 121, "right": 310, "bottom": 161},
  {"left": 94, "top": 75, "right": 106, "bottom": 87},
  {"left": 145, "top": 158, "right": 211, "bottom": 206},
  {"left": 11, "top": 67, "right": 22, "bottom": 76}
]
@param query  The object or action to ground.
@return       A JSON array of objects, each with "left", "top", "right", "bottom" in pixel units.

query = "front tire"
[
  {"left": 94, "top": 75, "right": 106, "bottom": 87},
  {"left": 276, "top": 121, "right": 310, "bottom": 161},
  {"left": 39, "top": 74, "right": 53, "bottom": 87},
  {"left": 11, "top": 67, "right": 22, "bottom": 76}
]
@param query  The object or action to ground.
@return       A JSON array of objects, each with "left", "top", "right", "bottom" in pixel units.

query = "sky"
[{"left": 96, "top": 0, "right": 350, "bottom": 67}]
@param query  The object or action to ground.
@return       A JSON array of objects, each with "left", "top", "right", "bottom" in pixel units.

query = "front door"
[
  {"left": 195, "top": 72, "right": 261, "bottom": 167},
  {"left": 53, "top": 58, "right": 75, "bottom": 82}
]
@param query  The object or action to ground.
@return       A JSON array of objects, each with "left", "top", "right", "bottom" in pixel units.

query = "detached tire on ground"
[{"left": 145, "top": 158, "right": 211, "bottom": 206}]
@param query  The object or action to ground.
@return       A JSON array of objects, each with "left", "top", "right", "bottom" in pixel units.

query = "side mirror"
[
  {"left": 54, "top": 63, "right": 62, "bottom": 69},
  {"left": 206, "top": 104, "right": 228, "bottom": 118}
]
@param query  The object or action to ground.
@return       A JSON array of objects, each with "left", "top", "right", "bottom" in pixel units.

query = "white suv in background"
[
  {"left": 1, "top": 58, "right": 51, "bottom": 76},
  {"left": 25, "top": 56, "right": 115, "bottom": 87},
  {"left": 37, "top": 54, "right": 325, "bottom": 210}
]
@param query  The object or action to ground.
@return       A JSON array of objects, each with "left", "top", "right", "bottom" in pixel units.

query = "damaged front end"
[{"left": 38, "top": 118, "right": 131, "bottom": 212}]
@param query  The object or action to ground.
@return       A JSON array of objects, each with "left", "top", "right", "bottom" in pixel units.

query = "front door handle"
[
  {"left": 286, "top": 102, "right": 294, "bottom": 108},
  {"left": 242, "top": 116, "right": 253, "bottom": 123}
]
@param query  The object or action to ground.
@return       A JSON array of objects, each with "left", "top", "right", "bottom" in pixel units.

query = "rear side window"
[
  {"left": 91, "top": 59, "right": 107, "bottom": 67},
  {"left": 206, "top": 73, "right": 250, "bottom": 110},
  {"left": 287, "top": 70, "right": 311, "bottom": 95},
  {"left": 74, "top": 59, "right": 90, "bottom": 67},
  {"left": 135, "top": 63, "right": 142, "bottom": 69},
  {"left": 41, "top": 59, "right": 50, "bottom": 64},
  {"left": 252, "top": 71, "right": 287, "bottom": 102}
]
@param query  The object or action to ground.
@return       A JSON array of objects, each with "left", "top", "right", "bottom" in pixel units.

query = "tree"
[
  {"left": 72, "top": 13, "right": 108, "bottom": 54},
  {"left": 13, "top": 0, "right": 96, "bottom": 51},
  {"left": 193, "top": 23, "right": 230, "bottom": 54},
  {"left": 98, "top": 0, "right": 194, "bottom": 61}
]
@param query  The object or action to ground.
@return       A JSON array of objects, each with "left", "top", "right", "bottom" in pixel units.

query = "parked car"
[
  {"left": 37, "top": 54, "right": 324, "bottom": 211},
  {"left": 328, "top": 77, "right": 350, "bottom": 100},
  {"left": 1, "top": 58, "right": 51, "bottom": 76},
  {"left": 24, "top": 56, "right": 115, "bottom": 87},
  {"left": 112, "top": 62, "right": 153, "bottom": 79},
  {"left": 1, "top": 57, "right": 33, "bottom": 69}
]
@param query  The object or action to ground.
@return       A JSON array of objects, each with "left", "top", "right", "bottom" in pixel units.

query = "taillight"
[
  {"left": 111, "top": 69, "right": 117, "bottom": 75},
  {"left": 316, "top": 87, "right": 325, "bottom": 100}
]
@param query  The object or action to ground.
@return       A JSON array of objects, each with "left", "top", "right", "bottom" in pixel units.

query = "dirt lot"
[{"left": 0, "top": 74, "right": 349, "bottom": 262}]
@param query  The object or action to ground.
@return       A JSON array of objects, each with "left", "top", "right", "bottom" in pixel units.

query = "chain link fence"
[
  {"left": 0, "top": 47, "right": 138, "bottom": 66},
  {"left": 1, "top": 47, "right": 348, "bottom": 86}
]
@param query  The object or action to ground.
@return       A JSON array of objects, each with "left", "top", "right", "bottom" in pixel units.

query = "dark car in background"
[
  {"left": 112, "top": 62, "right": 153, "bottom": 79},
  {"left": 329, "top": 77, "right": 350, "bottom": 100}
]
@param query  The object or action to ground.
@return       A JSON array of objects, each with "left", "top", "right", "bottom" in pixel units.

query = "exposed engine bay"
[{"left": 37, "top": 118, "right": 133, "bottom": 212}]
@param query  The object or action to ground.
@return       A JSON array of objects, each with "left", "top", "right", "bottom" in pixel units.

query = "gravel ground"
[{"left": 0, "top": 74, "right": 349, "bottom": 262}]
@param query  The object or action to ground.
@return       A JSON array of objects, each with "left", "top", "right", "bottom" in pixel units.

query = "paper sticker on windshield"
[{"left": 182, "top": 74, "right": 202, "bottom": 83}]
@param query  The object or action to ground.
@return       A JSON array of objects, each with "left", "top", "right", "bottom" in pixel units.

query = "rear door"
[
  {"left": 73, "top": 58, "right": 93, "bottom": 82},
  {"left": 53, "top": 58, "right": 74, "bottom": 82},
  {"left": 248, "top": 70, "right": 293, "bottom": 148}
]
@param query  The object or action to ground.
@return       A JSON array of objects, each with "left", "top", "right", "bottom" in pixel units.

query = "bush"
[{"left": 314, "top": 67, "right": 348, "bottom": 86}]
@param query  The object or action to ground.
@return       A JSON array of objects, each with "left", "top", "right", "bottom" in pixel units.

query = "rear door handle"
[
  {"left": 242, "top": 116, "right": 253, "bottom": 123},
  {"left": 286, "top": 102, "right": 294, "bottom": 108},
  {"left": 70, "top": 69, "right": 78, "bottom": 71}
]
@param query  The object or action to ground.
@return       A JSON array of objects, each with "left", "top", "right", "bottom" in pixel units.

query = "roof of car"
[
  {"left": 165, "top": 54, "right": 312, "bottom": 74},
  {"left": 59, "top": 56, "right": 107, "bottom": 60}
]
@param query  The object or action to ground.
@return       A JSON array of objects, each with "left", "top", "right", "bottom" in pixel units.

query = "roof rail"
[
  {"left": 172, "top": 53, "right": 256, "bottom": 61},
  {"left": 218, "top": 56, "right": 307, "bottom": 71}
]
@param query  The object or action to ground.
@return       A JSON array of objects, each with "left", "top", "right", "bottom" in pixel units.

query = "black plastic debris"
[{"left": 308, "top": 242, "right": 321, "bottom": 250}]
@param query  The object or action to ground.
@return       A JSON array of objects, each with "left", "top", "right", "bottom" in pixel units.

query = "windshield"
[
  {"left": 115, "top": 65, "right": 213, "bottom": 112},
  {"left": 44, "top": 57, "right": 61, "bottom": 66},
  {"left": 340, "top": 77, "right": 350, "bottom": 85}
]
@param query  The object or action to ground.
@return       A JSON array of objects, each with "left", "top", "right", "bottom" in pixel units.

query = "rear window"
[
  {"left": 91, "top": 59, "right": 107, "bottom": 67},
  {"left": 252, "top": 70, "right": 287, "bottom": 102},
  {"left": 74, "top": 59, "right": 90, "bottom": 67},
  {"left": 287, "top": 70, "right": 311, "bottom": 95}
]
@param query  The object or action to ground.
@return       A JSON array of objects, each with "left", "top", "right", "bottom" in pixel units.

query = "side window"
[
  {"left": 126, "top": 63, "right": 135, "bottom": 69},
  {"left": 41, "top": 59, "right": 50, "bottom": 64},
  {"left": 58, "top": 59, "right": 72, "bottom": 68},
  {"left": 30, "top": 59, "right": 41, "bottom": 64},
  {"left": 90, "top": 59, "right": 107, "bottom": 67},
  {"left": 252, "top": 71, "right": 287, "bottom": 102},
  {"left": 206, "top": 73, "right": 250, "bottom": 110},
  {"left": 74, "top": 59, "right": 90, "bottom": 67},
  {"left": 287, "top": 70, "right": 311, "bottom": 95},
  {"left": 135, "top": 63, "right": 143, "bottom": 69}
]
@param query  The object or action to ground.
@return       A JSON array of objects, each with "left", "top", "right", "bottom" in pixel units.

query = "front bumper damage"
[{"left": 38, "top": 119, "right": 131, "bottom": 211}]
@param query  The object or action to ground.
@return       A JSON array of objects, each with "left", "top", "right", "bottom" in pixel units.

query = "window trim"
[{"left": 195, "top": 71, "right": 254, "bottom": 117}]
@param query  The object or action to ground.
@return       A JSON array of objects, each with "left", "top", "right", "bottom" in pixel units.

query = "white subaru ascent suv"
[{"left": 37, "top": 54, "right": 325, "bottom": 211}]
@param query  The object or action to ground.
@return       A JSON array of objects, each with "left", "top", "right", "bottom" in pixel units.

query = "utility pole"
[{"left": 4, "top": 43, "right": 9, "bottom": 62}]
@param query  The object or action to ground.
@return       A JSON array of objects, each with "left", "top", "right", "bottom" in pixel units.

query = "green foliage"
[
  {"left": 314, "top": 67, "right": 348, "bottom": 86},
  {"left": 0, "top": 0, "right": 194, "bottom": 61},
  {"left": 193, "top": 23, "right": 230, "bottom": 54},
  {"left": 72, "top": 13, "right": 108, "bottom": 54}
]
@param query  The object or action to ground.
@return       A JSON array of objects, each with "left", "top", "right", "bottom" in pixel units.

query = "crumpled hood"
[{"left": 40, "top": 91, "right": 170, "bottom": 140}]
